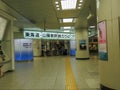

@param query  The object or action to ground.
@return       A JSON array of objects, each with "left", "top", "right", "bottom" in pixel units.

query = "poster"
[
  {"left": 80, "top": 40, "right": 87, "bottom": 50},
  {"left": 98, "top": 20, "right": 108, "bottom": 60},
  {"left": 70, "top": 40, "right": 76, "bottom": 56},
  {"left": 14, "top": 39, "right": 33, "bottom": 61}
]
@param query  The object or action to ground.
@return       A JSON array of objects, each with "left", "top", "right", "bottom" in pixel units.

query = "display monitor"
[{"left": 0, "top": 16, "right": 8, "bottom": 40}]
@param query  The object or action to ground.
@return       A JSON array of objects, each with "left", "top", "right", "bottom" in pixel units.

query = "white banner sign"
[{"left": 24, "top": 31, "right": 75, "bottom": 40}]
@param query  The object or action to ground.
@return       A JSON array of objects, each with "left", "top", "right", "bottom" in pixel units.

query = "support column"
[
  {"left": 97, "top": 0, "right": 120, "bottom": 89},
  {"left": 33, "top": 39, "right": 41, "bottom": 57},
  {"left": 75, "top": 28, "right": 89, "bottom": 60}
]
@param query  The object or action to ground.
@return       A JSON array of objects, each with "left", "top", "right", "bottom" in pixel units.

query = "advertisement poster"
[
  {"left": 80, "top": 40, "right": 87, "bottom": 50},
  {"left": 98, "top": 20, "right": 108, "bottom": 60},
  {"left": 70, "top": 40, "right": 76, "bottom": 56},
  {"left": 14, "top": 39, "right": 33, "bottom": 61}
]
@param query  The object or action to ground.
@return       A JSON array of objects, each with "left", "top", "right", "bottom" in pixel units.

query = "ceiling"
[{"left": 2, "top": 0, "right": 97, "bottom": 30}]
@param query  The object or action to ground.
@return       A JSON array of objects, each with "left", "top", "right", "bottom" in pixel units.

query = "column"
[
  {"left": 75, "top": 28, "right": 89, "bottom": 60},
  {"left": 97, "top": 0, "right": 120, "bottom": 89},
  {"left": 33, "top": 39, "right": 41, "bottom": 57}
]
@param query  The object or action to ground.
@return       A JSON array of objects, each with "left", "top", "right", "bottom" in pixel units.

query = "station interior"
[{"left": 0, "top": 0, "right": 120, "bottom": 90}]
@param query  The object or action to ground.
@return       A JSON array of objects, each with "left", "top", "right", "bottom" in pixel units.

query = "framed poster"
[
  {"left": 80, "top": 40, "right": 87, "bottom": 50},
  {"left": 98, "top": 20, "right": 108, "bottom": 60}
]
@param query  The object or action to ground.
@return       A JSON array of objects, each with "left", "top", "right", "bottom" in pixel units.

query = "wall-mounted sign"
[
  {"left": 80, "top": 40, "right": 87, "bottom": 50},
  {"left": 98, "top": 20, "right": 108, "bottom": 60},
  {"left": 24, "top": 31, "right": 75, "bottom": 40}
]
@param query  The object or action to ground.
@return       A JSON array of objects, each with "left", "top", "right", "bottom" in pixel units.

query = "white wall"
[
  {"left": 33, "top": 39, "right": 41, "bottom": 56},
  {"left": 97, "top": 0, "right": 120, "bottom": 89},
  {"left": 0, "top": 1, "right": 15, "bottom": 71}
]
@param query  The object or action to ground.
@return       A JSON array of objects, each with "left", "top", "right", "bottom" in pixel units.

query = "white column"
[
  {"left": 75, "top": 28, "right": 89, "bottom": 60},
  {"left": 33, "top": 39, "right": 41, "bottom": 57},
  {"left": 97, "top": 0, "right": 120, "bottom": 89}
]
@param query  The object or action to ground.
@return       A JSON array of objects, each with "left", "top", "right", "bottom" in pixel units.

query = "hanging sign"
[{"left": 24, "top": 31, "right": 75, "bottom": 40}]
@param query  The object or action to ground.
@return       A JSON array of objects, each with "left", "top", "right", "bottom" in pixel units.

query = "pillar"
[
  {"left": 97, "top": 0, "right": 120, "bottom": 89},
  {"left": 33, "top": 39, "right": 41, "bottom": 57},
  {"left": 75, "top": 28, "right": 89, "bottom": 60}
]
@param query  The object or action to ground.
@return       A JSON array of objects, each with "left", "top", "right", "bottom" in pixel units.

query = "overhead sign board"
[{"left": 24, "top": 31, "right": 75, "bottom": 40}]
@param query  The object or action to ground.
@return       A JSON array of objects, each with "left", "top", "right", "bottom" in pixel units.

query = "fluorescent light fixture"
[
  {"left": 63, "top": 18, "right": 73, "bottom": 23},
  {"left": 63, "top": 26, "right": 71, "bottom": 29},
  {"left": 55, "top": 1, "right": 59, "bottom": 4},
  {"left": 78, "top": 3, "right": 82, "bottom": 6},
  {"left": 56, "top": 5, "right": 59, "bottom": 7},
  {"left": 64, "top": 30, "right": 70, "bottom": 32},
  {"left": 89, "top": 26, "right": 95, "bottom": 28},
  {"left": 79, "top": 0, "right": 83, "bottom": 2},
  {"left": 87, "top": 13, "right": 93, "bottom": 19},
  {"left": 57, "top": 8, "right": 60, "bottom": 10},
  {"left": 61, "top": 0, "right": 77, "bottom": 10},
  {"left": 78, "top": 7, "right": 81, "bottom": 9}
]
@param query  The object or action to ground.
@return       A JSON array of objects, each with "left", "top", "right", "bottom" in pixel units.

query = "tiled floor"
[{"left": 0, "top": 56, "right": 100, "bottom": 90}]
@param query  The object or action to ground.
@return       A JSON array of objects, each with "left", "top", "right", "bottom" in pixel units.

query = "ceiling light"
[
  {"left": 57, "top": 8, "right": 60, "bottom": 10},
  {"left": 56, "top": 5, "right": 59, "bottom": 7},
  {"left": 78, "top": 3, "right": 82, "bottom": 6},
  {"left": 89, "top": 26, "right": 95, "bottom": 28},
  {"left": 63, "top": 26, "right": 71, "bottom": 29},
  {"left": 79, "top": 0, "right": 83, "bottom": 2},
  {"left": 55, "top": 1, "right": 59, "bottom": 4},
  {"left": 61, "top": 0, "right": 77, "bottom": 10},
  {"left": 78, "top": 7, "right": 81, "bottom": 9},
  {"left": 63, "top": 18, "right": 73, "bottom": 23},
  {"left": 87, "top": 13, "right": 93, "bottom": 19},
  {"left": 64, "top": 30, "right": 70, "bottom": 32}
]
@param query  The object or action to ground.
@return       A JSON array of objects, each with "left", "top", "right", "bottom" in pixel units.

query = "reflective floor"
[{"left": 0, "top": 56, "right": 100, "bottom": 90}]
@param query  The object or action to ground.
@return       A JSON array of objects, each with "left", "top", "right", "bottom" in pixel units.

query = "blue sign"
[{"left": 14, "top": 39, "right": 33, "bottom": 61}]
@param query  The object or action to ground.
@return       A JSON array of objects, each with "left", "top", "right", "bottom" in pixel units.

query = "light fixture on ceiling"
[
  {"left": 63, "top": 26, "right": 71, "bottom": 29},
  {"left": 78, "top": 7, "right": 81, "bottom": 9},
  {"left": 79, "top": 0, "right": 83, "bottom": 2},
  {"left": 63, "top": 18, "right": 73, "bottom": 23},
  {"left": 55, "top": 1, "right": 60, "bottom": 10},
  {"left": 55, "top": 1, "right": 59, "bottom": 4},
  {"left": 55, "top": 0, "right": 83, "bottom": 10},
  {"left": 87, "top": 13, "right": 93, "bottom": 19},
  {"left": 78, "top": 3, "right": 82, "bottom": 6},
  {"left": 64, "top": 30, "right": 70, "bottom": 32},
  {"left": 57, "top": 7, "right": 60, "bottom": 10},
  {"left": 76, "top": 0, "right": 84, "bottom": 10},
  {"left": 89, "top": 26, "right": 95, "bottom": 28},
  {"left": 61, "top": 0, "right": 77, "bottom": 10},
  {"left": 56, "top": 5, "right": 59, "bottom": 7},
  {"left": 60, "top": 18, "right": 76, "bottom": 23}
]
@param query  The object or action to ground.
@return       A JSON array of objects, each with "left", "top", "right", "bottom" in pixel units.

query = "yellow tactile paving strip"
[{"left": 66, "top": 57, "right": 78, "bottom": 90}]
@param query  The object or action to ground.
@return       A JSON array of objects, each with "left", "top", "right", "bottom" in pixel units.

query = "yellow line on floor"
[{"left": 66, "top": 57, "right": 78, "bottom": 90}]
